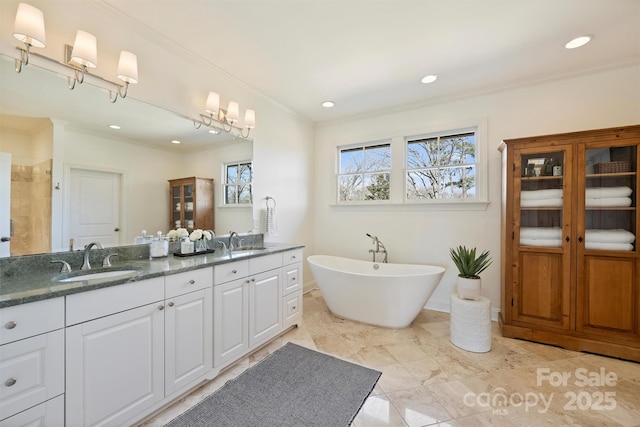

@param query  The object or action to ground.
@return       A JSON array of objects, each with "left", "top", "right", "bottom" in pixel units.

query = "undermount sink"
[{"left": 55, "top": 269, "right": 140, "bottom": 283}]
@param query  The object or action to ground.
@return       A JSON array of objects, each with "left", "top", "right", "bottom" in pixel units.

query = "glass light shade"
[
  {"left": 117, "top": 51, "right": 138, "bottom": 83},
  {"left": 71, "top": 30, "right": 97, "bottom": 68},
  {"left": 13, "top": 2, "right": 46, "bottom": 48},
  {"left": 244, "top": 109, "right": 256, "bottom": 129},
  {"left": 227, "top": 101, "right": 240, "bottom": 124},
  {"left": 205, "top": 92, "right": 220, "bottom": 115}
]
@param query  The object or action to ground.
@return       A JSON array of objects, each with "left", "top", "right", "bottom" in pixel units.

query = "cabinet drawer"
[
  {"left": 282, "top": 249, "right": 303, "bottom": 266},
  {"left": 0, "top": 298, "right": 64, "bottom": 346},
  {"left": 282, "top": 262, "right": 302, "bottom": 296},
  {"left": 249, "top": 253, "right": 281, "bottom": 275},
  {"left": 0, "top": 394, "right": 64, "bottom": 426},
  {"left": 214, "top": 260, "right": 249, "bottom": 284},
  {"left": 283, "top": 291, "right": 303, "bottom": 328},
  {"left": 66, "top": 277, "right": 164, "bottom": 326},
  {"left": 166, "top": 267, "right": 212, "bottom": 298},
  {"left": 0, "top": 330, "right": 64, "bottom": 420}
]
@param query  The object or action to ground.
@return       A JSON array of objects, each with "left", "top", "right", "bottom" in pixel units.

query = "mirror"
[{"left": 0, "top": 53, "right": 253, "bottom": 256}]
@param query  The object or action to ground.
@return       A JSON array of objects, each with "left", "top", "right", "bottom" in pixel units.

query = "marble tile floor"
[{"left": 141, "top": 289, "right": 640, "bottom": 427}]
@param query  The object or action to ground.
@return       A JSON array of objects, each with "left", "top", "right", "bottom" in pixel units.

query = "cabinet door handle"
[
  {"left": 232, "top": 270, "right": 237, "bottom": 274},
  {"left": 168, "top": 302, "right": 174, "bottom": 307},
  {"left": 578, "top": 236, "right": 583, "bottom": 243},
  {"left": 245, "top": 279, "right": 251, "bottom": 284},
  {"left": 5, "top": 321, "right": 16, "bottom": 329},
  {"left": 5, "top": 378, "right": 16, "bottom": 387},
  {"left": 251, "top": 278, "right": 255, "bottom": 282},
  {"left": 565, "top": 236, "right": 570, "bottom": 242},
  {"left": 158, "top": 305, "right": 164, "bottom": 311},
  {"left": 189, "top": 279, "right": 195, "bottom": 284}
]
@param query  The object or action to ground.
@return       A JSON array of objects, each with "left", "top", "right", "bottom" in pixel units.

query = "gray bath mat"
[{"left": 165, "top": 342, "right": 381, "bottom": 427}]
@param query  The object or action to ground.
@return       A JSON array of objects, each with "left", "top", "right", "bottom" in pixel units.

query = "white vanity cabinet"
[
  {"left": 0, "top": 298, "right": 65, "bottom": 424},
  {"left": 65, "top": 269, "right": 214, "bottom": 426},
  {"left": 164, "top": 268, "right": 213, "bottom": 396},
  {"left": 65, "top": 279, "right": 165, "bottom": 427},
  {"left": 282, "top": 249, "right": 304, "bottom": 328},
  {"left": 213, "top": 253, "right": 287, "bottom": 368}
]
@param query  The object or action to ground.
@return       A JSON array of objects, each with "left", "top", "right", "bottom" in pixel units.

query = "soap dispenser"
[{"left": 134, "top": 230, "right": 150, "bottom": 245}]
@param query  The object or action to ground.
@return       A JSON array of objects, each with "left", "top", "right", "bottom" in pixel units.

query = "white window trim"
[
  {"left": 331, "top": 118, "right": 489, "bottom": 210},
  {"left": 221, "top": 159, "right": 253, "bottom": 208},
  {"left": 336, "top": 139, "right": 392, "bottom": 204}
]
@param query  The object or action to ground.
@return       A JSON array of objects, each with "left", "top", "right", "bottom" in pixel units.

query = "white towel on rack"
[{"left": 265, "top": 206, "right": 278, "bottom": 236}]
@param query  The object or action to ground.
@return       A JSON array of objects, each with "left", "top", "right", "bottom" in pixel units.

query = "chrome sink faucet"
[
  {"left": 81, "top": 242, "right": 104, "bottom": 270},
  {"left": 228, "top": 231, "right": 239, "bottom": 251}
]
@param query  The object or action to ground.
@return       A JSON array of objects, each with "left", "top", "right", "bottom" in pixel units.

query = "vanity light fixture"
[
  {"left": 193, "top": 91, "right": 256, "bottom": 138},
  {"left": 565, "top": 35, "right": 593, "bottom": 49},
  {"left": 12, "top": 2, "right": 138, "bottom": 103}
]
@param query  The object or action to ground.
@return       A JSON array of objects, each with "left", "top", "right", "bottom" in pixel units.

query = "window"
[
  {"left": 338, "top": 142, "right": 391, "bottom": 202},
  {"left": 223, "top": 161, "right": 252, "bottom": 205},
  {"left": 406, "top": 131, "right": 476, "bottom": 200}
]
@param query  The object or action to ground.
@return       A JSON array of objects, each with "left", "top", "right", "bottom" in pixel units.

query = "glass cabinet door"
[
  {"left": 518, "top": 150, "right": 567, "bottom": 248},
  {"left": 512, "top": 146, "right": 572, "bottom": 330},
  {"left": 171, "top": 185, "right": 182, "bottom": 229},
  {"left": 582, "top": 145, "right": 637, "bottom": 252}
]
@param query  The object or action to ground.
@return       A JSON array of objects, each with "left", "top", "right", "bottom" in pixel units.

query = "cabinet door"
[
  {"left": 511, "top": 145, "right": 573, "bottom": 330},
  {"left": 576, "top": 141, "right": 640, "bottom": 340},
  {"left": 66, "top": 303, "right": 164, "bottom": 427},
  {"left": 165, "top": 288, "right": 213, "bottom": 396},
  {"left": 214, "top": 279, "right": 249, "bottom": 367},
  {"left": 249, "top": 269, "right": 282, "bottom": 347}
]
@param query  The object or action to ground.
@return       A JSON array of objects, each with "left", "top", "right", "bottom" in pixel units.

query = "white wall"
[{"left": 313, "top": 64, "right": 640, "bottom": 317}]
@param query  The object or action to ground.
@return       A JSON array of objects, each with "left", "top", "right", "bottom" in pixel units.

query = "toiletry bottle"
[
  {"left": 134, "top": 230, "right": 149, "bottom": 245},
  {"left": 150, "top": 231, "right": 169, "bottom": 258}
]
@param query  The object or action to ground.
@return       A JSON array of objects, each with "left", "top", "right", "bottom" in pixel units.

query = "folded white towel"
[
  {"left": 265, "top": 206, "right": 278, "bottom": 236},
  {"left": 585, "top": 186, "right": 632, "bottom": 199},
  {"left": 521, "top": 189, "right": 563, "bottom": 200},
  {"left": 585, "top": 197, "right": 632, "bottom": 207},
  {"left": 520, "top": 238, "right": 562, "bottom": 247},
  {"left": 585, "top": 229, "right": 635, "bottom": 244},
  {"left": 520, "top": 227, "right": 563, "bottom": 240},
  {"left": 521, "top": 198, "right": 563, "bottom": 208},
  {"left": 585, "top": 242, "right": 634, "bottom": 251}
]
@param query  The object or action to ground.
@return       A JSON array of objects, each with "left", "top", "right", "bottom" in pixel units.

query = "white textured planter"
[{"left": 457, "top": 276, "right": 481, "bottom": 301}]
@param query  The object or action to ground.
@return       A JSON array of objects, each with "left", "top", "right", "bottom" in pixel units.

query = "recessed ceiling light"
[
  {"left": 421, "top": 74, "right": 438, "bottom": 84},
  {"left": 171, "top": 140, "right": 181, "bottom": 144},
  {"left": 565, "top": 35, "right": 593, "bottom": 49},
  {"left": 322, "top": 101, "right": 335, "bottom": 108},
  {"left": 108, "top": 124, "right": 120, "bottom": 129}
]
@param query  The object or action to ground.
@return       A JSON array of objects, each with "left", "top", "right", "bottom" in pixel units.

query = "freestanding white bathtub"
[{"left": 307, "top": 255, "right": 445, "bottom": 328}]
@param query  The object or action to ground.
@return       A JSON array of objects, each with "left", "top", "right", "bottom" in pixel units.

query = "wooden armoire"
[{"left": 499, "top": 125, "right": 640, "bottom": 362}]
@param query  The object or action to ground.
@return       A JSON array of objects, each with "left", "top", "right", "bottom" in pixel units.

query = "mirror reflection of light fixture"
[
  {"left": 12, "top": 2, "right": 138, "bottom": 103},
  {"left": 194, "top": 91, "right": 256, "bottom": 138}
]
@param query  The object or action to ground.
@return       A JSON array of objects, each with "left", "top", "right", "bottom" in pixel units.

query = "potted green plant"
[{"left": 449, "top": 245, "right": 492, "bottom": 300}]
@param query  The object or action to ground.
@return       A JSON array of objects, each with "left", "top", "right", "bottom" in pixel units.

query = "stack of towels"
[
  {"left": 520, "top": 227, "right": 635, "bottom": 251},
  {"left": 521, "top": 189, "right": 562, "bottom": 208},
  {"left": 585, "top": 186, "right": 632, "bottom": 207}
]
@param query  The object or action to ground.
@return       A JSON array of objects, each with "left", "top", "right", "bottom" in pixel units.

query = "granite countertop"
[{"left": 0, "top": 243, "right": 303, "bottom": 309}]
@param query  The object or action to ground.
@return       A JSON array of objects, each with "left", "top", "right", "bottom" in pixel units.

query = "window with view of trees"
[
  {"left": 406, "top": 132, "right": 476, "bottom": 200},
  {"left": 223, "top": 161, "right": 252, "bottom": 205},
  {"left": 338, "top": 143, "right": 391, "bottom": 202}
]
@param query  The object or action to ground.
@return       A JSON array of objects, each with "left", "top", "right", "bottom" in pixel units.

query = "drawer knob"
[
  {"left": 292, "top": 256, "right": 296, "bottom": 259},
  {"left": 245, "top": 279, "right": 250, "bottom": 284},
  {"left": 158, "top": 305, "right": 164, "bottom": 311},
  {"left": 5, "top": 378, "right": 16, "bottom": 387},
  {"left": 5, "top": 321, "right": 16, "bottom": 330},
  {"left": 292, "top": 306, "right": 296, "bottom": 310},
  {"left": 291, "top": 277, "right": 296, "bottom": 281},
  {"left": 232, "top": 270, "right": 237, "bottom": 274},
  {"left": 189, "top": 279, "right": 196, "bottom": 284},
  {"left": 168, "top": 302, "right": 175, "bottom": 307}
]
